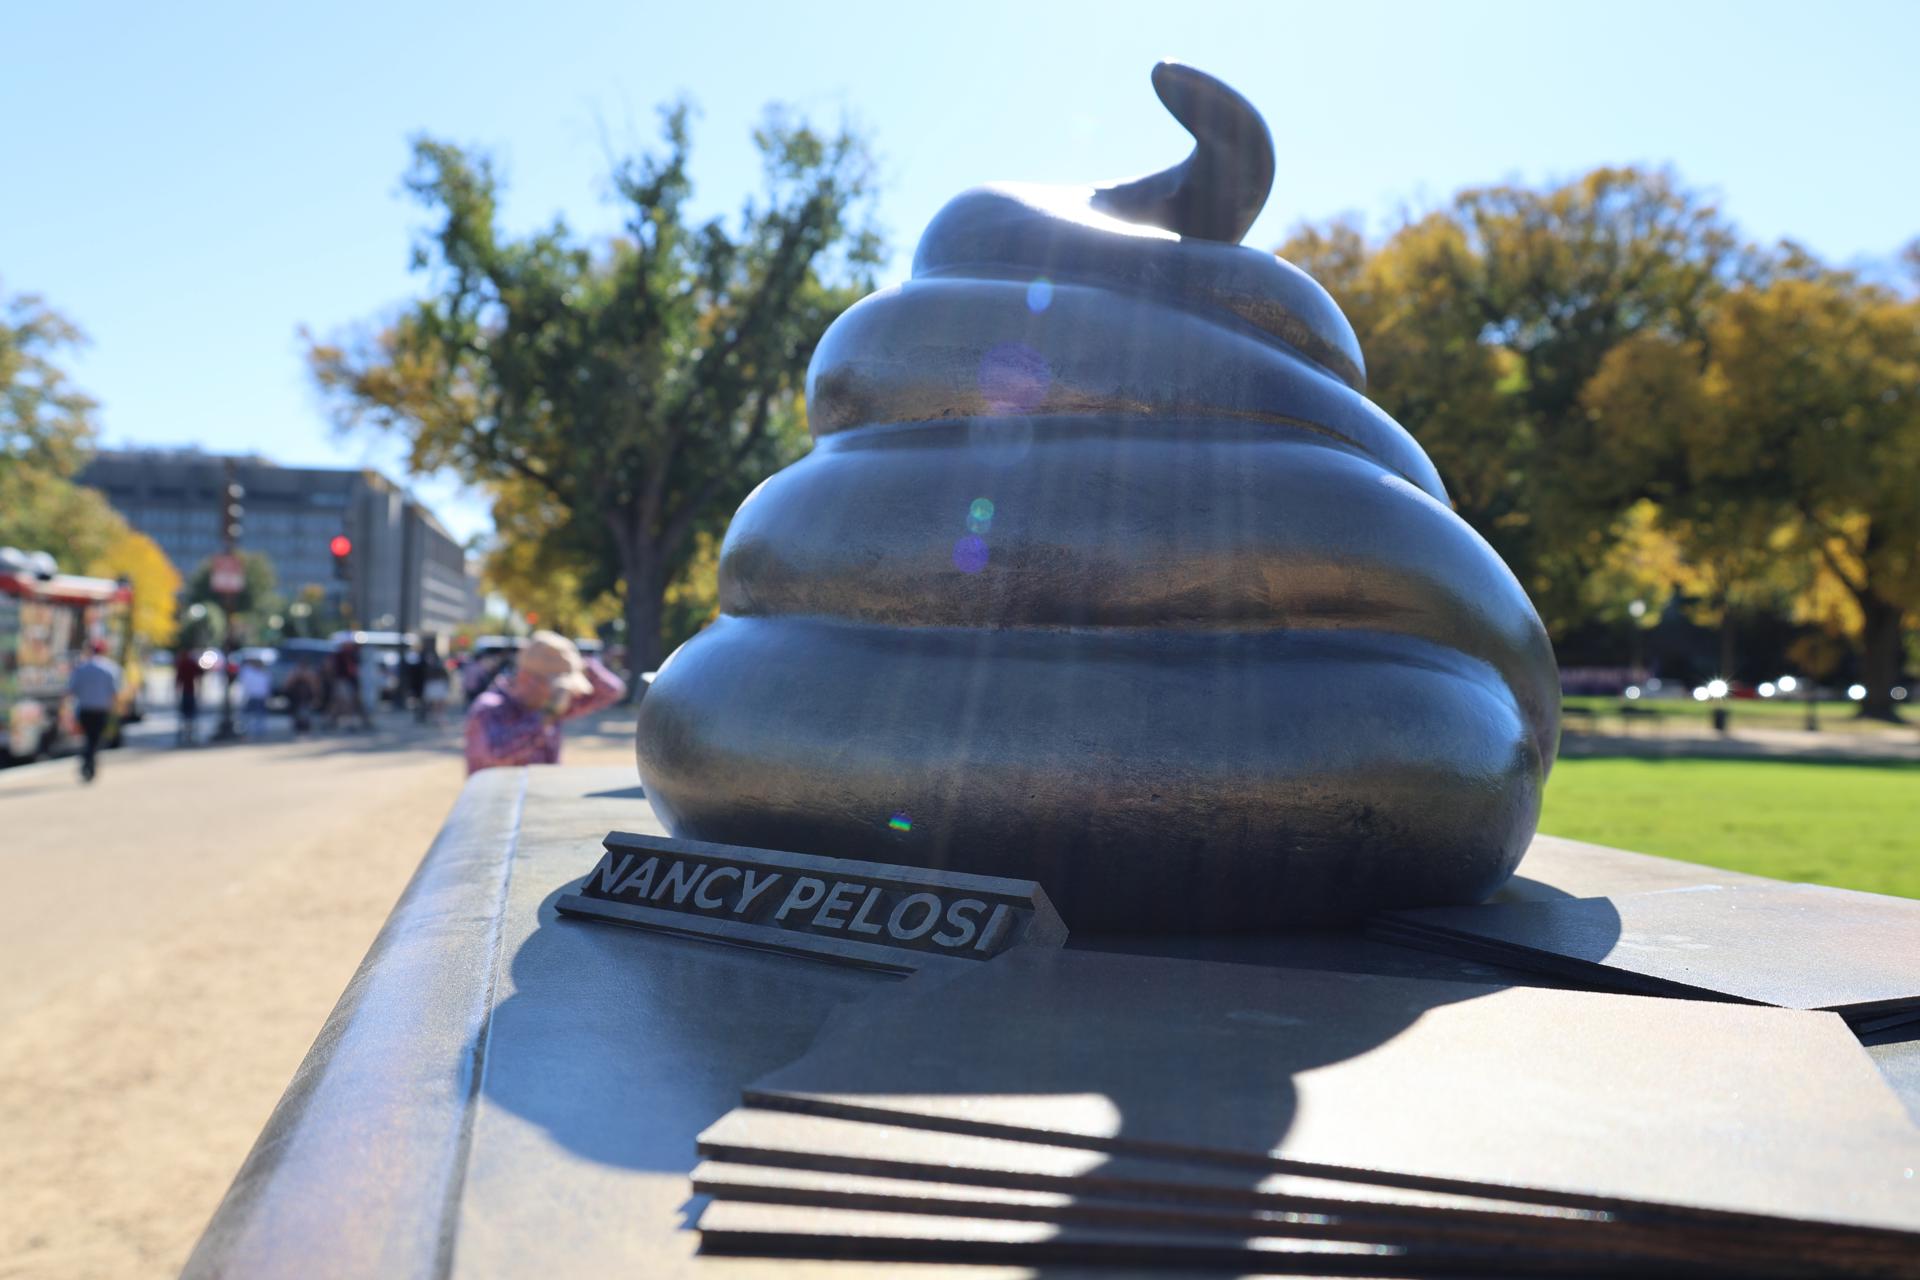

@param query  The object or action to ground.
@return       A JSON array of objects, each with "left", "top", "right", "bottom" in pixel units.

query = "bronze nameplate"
[{"left": 557, "top": 831, "right": 1067, "bottom": 973}]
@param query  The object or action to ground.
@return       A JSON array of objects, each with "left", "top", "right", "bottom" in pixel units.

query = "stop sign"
[{"left": 210, "top": 553, "right": 246, "bottom": 596}]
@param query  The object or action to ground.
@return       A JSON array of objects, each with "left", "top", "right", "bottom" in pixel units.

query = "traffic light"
[
  {"left": 221, "top": 461, "right": 245, "bottom": 545},
  {"left": 331, "top": 533, "right": 353, "bottom": 580}
]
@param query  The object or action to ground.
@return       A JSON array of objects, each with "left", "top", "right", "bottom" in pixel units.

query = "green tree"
[
  {"left": 285, "top": 584, "right": 347, "bottom": 638},
  {"left": 1577, "top": 499, "right": 1684, "bottom": 630},
  {"left": 308, "top": 104, "right": 881, "bottom": 674},
  {"left": 88, "top": 528, "right": 182, "bottom": 648},
  {"left": 1580, "top": 334, "right": 1803, "bottom": 679},
  {"left": 1584, "top": 257, "right": 1920, "bottom": 719},
  {"left": 1709, "top": 268, "right": 1920, "bottom": 720},
  {"left": 0, "top": 283, "right": 129, "bottom": 569},
  {"left": 1283, "top": 215, "right": 1521, "bottom": 529},
  {"left": 661, "top": 528, "right": 722, "bottom": 654},
  {"left": 186, "top": 550, "right": 279, "bottom": 625},
  {"left": 481, "top": 474, "right": 622, "bottom": 637},
  {"left": 1280, "top": 168, "right": 1741, "bottom": 635},
  {"left": 0, "top": 465, "right": 126, "bottom": 569},
  {"left": 1, "top": 281, "right": 98, "bottom": 472},
  {"left": 176, "top": 602, "right": 223, "bottom": 651}
]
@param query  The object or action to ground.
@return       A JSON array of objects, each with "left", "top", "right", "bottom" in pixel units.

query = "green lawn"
[{"left": 1538, "top": 758, "right": 1920, "bottom": 899}]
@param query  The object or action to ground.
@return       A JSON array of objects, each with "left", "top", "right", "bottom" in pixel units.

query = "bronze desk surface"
[{"left": 183, "top": 765, "right": 1916, "bottom": 1279}]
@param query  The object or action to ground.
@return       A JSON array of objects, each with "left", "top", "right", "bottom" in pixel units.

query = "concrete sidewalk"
[{"left": 0, "top": 695, "right": 649, "bottom": 1279}]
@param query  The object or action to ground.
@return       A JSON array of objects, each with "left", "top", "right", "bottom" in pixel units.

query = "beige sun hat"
[{"left": 520, "top": 630, "right": 593, "bottom": 696}]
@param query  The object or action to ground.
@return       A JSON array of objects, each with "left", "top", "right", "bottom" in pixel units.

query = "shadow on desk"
[
  {"left": 479, "top": 874, "right": 1618, "bottom": 1211},
  {"left": 478, "top": 883, "right": 897, "bottom": 1172}
]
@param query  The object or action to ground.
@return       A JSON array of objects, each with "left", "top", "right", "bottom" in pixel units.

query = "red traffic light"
[{"left": 330, "top": 535, "right": 352, "bottom": 558}]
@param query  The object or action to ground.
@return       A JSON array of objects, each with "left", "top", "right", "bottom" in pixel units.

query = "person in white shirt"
[{"left": 239, "top": 656, "right": 274, "bottom": 739}]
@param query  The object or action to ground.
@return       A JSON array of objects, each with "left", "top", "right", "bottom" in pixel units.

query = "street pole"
[
  {"left": 215, "top": 600, "right": 238, "bottom": 739},
  {"left": 1626, "top": 598, "right": 1647, "bottom": 699},
  {"left": 214, "top": 459, "right": 243, "bottom": 741}
]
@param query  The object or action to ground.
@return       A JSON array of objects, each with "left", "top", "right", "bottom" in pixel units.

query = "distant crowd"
[{"left": 164, "top": 630, "right": 628, "bottom": 776}]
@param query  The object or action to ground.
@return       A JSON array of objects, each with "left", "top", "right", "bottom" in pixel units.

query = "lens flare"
[
  {"left": 888, "top": 812, "right": 913, "bottom": 832},
  {"left": 965, "top": 415, "right": 1033, "bottom": 465},
  {"left": 968, "top": 497, "right": 995, "bottom": 532},
  {"left": 1026, "top": 277, "right": 1054, "bottom": 312},
  {"left": 952, "top": 535, "right": 989, "bottom": 574},
  {"left": 978, "top": 342, "right": 1050, "bottom": 415}
]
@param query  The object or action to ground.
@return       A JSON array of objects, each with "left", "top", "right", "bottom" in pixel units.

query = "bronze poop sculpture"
[{"left": 635, "top": 63, "right": 1560, "bottom": 932}]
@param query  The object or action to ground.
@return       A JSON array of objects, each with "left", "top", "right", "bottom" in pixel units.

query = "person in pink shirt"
[{"left": 463, "top": 630, "right": 626, "bottom": 775}]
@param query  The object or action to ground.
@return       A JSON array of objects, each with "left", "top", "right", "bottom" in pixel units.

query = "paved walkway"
[
  {"left": 0, "top": 706, "right": 640, "bottom": 1280},
  {"left": 1560, "top": 721, "right": 1920, "bottom": 763}
]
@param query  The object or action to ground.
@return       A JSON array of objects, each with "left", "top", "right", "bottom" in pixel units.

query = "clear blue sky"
[{"left": 6, "top": 0, "right": 1916, "bottom": 543}]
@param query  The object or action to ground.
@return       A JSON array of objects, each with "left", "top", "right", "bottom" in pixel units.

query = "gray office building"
[{"left": 80, "top": 449, "right": 484, "bottom": 635}]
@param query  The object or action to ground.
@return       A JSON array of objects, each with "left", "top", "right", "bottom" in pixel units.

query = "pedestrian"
[
  {"left": 320, "top": 648, "right": 343, "bottom": 730},
  {"left": 464, "top": 630, "right": 626, "bottom": 775},
  {"left": 174, "top": 647, "right": 202, "bottom": 745},
  {"left": 417, "top": 635, "right": 450, "bottom": 725},
  {"left": 287, "top": 663, "right": 318, "bottom": 736},
  {"left": 328, "top": 641, "right": 372, "bottom": 732},
  {"left": 239, "top": 655, "right": 273, "bottom": 739},
  {"left": 67, "top": 638, "right": 122, "bottom": 783},
  {"left": 408, "top": 635, "right": 437, "bottom": 723},
  {"left": 358, "top": 641, "right": 388, "bottom": 715}
]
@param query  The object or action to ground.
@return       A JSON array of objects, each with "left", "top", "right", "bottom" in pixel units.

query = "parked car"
[{"left": 471, "top": 635, "right": 525, "bottom": 660}]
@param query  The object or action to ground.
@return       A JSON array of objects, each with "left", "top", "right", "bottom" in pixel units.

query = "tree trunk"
[
  {"left": 1717, "top": 607, "right": 1738, "bottom": 684},
  {"left": 618, "top": 536, "right": 670, "bottom": 688},
  {"left": 1856, "top": 591, "right": 1906, "bottom": 723}
]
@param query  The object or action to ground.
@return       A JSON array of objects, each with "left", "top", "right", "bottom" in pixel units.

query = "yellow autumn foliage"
[{"left": 87, "top": 528, "right": 181, "bottom": 648}]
